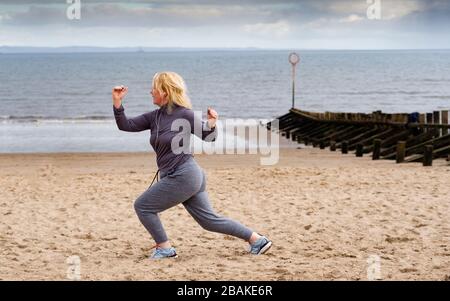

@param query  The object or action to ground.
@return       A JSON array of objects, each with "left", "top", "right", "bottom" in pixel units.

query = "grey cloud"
[
  {"left": 396, "top": 7, "right": 450, "bottom": 33},
  {"left": 1, "top": 2, "right": 304, "bottom": 28},
  {"left": 2, "top": 0, "right": 449, "bottom": 26},
  {"left": 1, "top": 0, "right": 449, "bottom": 39}
]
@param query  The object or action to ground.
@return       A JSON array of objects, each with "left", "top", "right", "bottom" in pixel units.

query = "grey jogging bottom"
[{"left": 134, "top": 157, "right": 254, "bottom": 244}]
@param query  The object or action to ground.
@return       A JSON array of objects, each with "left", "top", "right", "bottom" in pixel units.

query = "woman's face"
[{"left": 151, "top": 85, "right": 167, "bottom": 107}]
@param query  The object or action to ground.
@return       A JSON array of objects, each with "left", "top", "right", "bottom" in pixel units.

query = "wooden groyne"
[{"left": 267, "top": 108, "right": 450, "bottom": 166}]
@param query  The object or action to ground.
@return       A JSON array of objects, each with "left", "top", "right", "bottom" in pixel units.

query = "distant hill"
[{"left": 0, "top": 46, "right": 262, "bottom": 54}]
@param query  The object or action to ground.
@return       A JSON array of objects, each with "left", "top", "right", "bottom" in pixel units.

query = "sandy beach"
[{"left": 0, "top": 148, "right": 449, "bottom": 280}]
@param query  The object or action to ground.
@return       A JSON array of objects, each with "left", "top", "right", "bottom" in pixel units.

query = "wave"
[
  {"left": 0, "top": 115, "right": 272, "bottom": 125},
  {"left": 338, "top": 91, "right": 428, "bottom": 96},
  {"left": 423, "top": 95, "right": 450, "bottom": 100},
  {"left": 0, "top": 115, "right": 114, "bottom": 124},
  {"left": 421, "top": 79, "right": 450, "bottom": 83}
]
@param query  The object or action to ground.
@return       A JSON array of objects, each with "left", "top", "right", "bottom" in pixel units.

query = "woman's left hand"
[{"left": 207, "top": 107, "right": 218, "bottom": 129}]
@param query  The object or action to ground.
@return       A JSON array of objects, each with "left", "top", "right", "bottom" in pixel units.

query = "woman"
[{"left": 112, "top": 72, "right": 272, "bottom": 259}]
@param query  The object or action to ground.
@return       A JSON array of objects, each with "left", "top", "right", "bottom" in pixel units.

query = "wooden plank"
[
  {"left": 378, "top": 130, "right": 412, "bottom": 147},
  {"left": 423, "top": 145, "right": 433, "bottom": 166},
  {"left": 434, "top": 111, "right": 441, "bottom": 137},
  {"left": 347, "top": 128, "right": 395, "bottom": 148},
  {"left": 380, "top": 130, "right": 437, "bottom": 159},
  {"left": 419, "top": 113, "right": 425, "bottom": 124},
  {"left": 347, "top": 127, "right": 382, "bottom": 146},
  {"left": 426, "top": 112, "right": 434, "bottom": 134},
  {"left": 372, "top": 139, "right": 381, "bottom": 160},
  {"left": 404, "top": 133, "right": 450, "bottom": 158},
  {"left": 330, "top": 141, "right": 337, "bottom": 151},
  {"left": 404, "top": 114, "right": 410, "bottom": 123},
  {"left": 281, "top": 120, "right": 305, "bottom": 132},
  {"left": 442, "top": 110, "right": 449, "bottom": 136},
  {"left": 433, "top": 111, "right": 440, "bottom": 124},
  {"left": 307, "top": 124, "right": 342, "bottom": 140},
  {"left": 311, "top": 125, "right": 349, "bottom": 145},
  {"left": 356, "top": 144, "right": 364, "bottom": 157},
  {"left": 315, "top": 126, "right": 358, "bottom": 144},
  {"left": 296, "top": 123, "right": 333, "bottom": 140},
  {"left": 336, "top": 126, "right": 373, "bottom": 142},
  {"left": 341, "top": 141, "right": 348, "bottom": 154},
  {"left": 406, "top": 144, "right": 450, "bottom": 163},
  {"left": 396, "top": 141, "right": 406, "bottom": 163},
  {"left": 291, "top": 122, "right": 318, "bottom": 139}
]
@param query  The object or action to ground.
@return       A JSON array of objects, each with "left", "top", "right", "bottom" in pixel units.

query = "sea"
[{"left": 1, "top": 50, "right": 449, "bottom": 153}]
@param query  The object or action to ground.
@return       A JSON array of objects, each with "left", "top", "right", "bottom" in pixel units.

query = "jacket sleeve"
[
  {"left": 185, "top": 109, "right": 217, "bottom": 142},
  {"left": 113, "top": 104, "right": 153, "bottom": 132}
]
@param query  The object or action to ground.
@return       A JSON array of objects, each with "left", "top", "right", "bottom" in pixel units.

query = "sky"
[{"left": 0, "top": 0, "right": 449, "bottom": 49}]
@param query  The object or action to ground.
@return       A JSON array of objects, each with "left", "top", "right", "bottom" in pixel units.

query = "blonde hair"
[{"left": 152, "top": 71, "right": 192, "bottom": 111}]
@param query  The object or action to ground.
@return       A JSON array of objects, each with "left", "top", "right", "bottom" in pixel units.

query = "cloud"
[
  {"left": 0, "top": 13, "right": 12, "bottom": 22},
  {"left": 2, "top": 0, "right": 450, "bottom": 27},
  {"left": 1, "top": 3, "right": 276, "bottom": 27},
  {"left": 380, "top": 0, "right": 423, "bottom": 20},
  {"left": 339, "top": 14, "right": 364, "bottom": 23},
  {"left": 243, "top": 21, "right": 291, "bottom": 37}
]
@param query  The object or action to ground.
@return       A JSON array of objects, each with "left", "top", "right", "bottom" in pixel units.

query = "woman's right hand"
[{"left": 112, "top": 85, "right": 128, "bottom": 108}]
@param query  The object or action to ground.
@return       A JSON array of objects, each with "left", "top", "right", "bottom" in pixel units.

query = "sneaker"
[
  {"left": 249, "top": 236, "right": 272, "bottom": 255},
  {"left": 150, "top": 247, "right": 178, "bottom": 259}
]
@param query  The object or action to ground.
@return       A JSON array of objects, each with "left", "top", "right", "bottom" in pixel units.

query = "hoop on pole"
[{"left": 289, "top": 52, "right": 300, "bottom": 109}]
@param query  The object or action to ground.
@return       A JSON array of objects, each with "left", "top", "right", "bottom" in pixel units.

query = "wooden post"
[
  {"left": 434, "top": 111, "right": 441, "bottom": 137},
  {"left": 391, "top": 114, "right": 398, "bottom": 123},
  {"left": 423, "top": 145, "right": 433, "bottom": 167},
  {"left": 433, "top": 111, "right": 440, "bottom": 124},
  {"left": 419, "top": 113, "right": 425, "bottom": 124},
  {"left": 442, "top": 110, "right": 448, "bottom": 136},
  {"left": 426, "top": 113, "right": 433, "bottom": 134},
  {"left": 396, "top": 141, "right": 406, "bottom": 163},
  {"left": 342, "top": 141, "right": 348, "bottom": 154},
  {"left": 404, "top": 114, "right": 409, "bottom": 123},
  {"left": 330, "top": 140, "right": 336, "bottom": 151},
  {"left": 372, "top": 139, "right": 381, "bottom": 160},
  {"left": 376, "top": 110, "right": 382, "bottom": 122},
  {"left": 356, "top": 143, "right": 363, "bottom": 157},
  {"left": 319, "top": 141, "right": 325, "bottom": 149}
]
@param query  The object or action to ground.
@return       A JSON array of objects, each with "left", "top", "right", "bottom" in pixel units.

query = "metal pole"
[
  {"left": 289, "top": 52, "right": 300, "bottom": 109},
  {"left": 292, "top": 64, "right": 295, "bottom": 108}
]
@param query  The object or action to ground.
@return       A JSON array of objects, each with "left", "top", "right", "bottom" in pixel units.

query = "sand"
[{"left": 0, "top": 148, "right": 449, "bottom": 280}]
